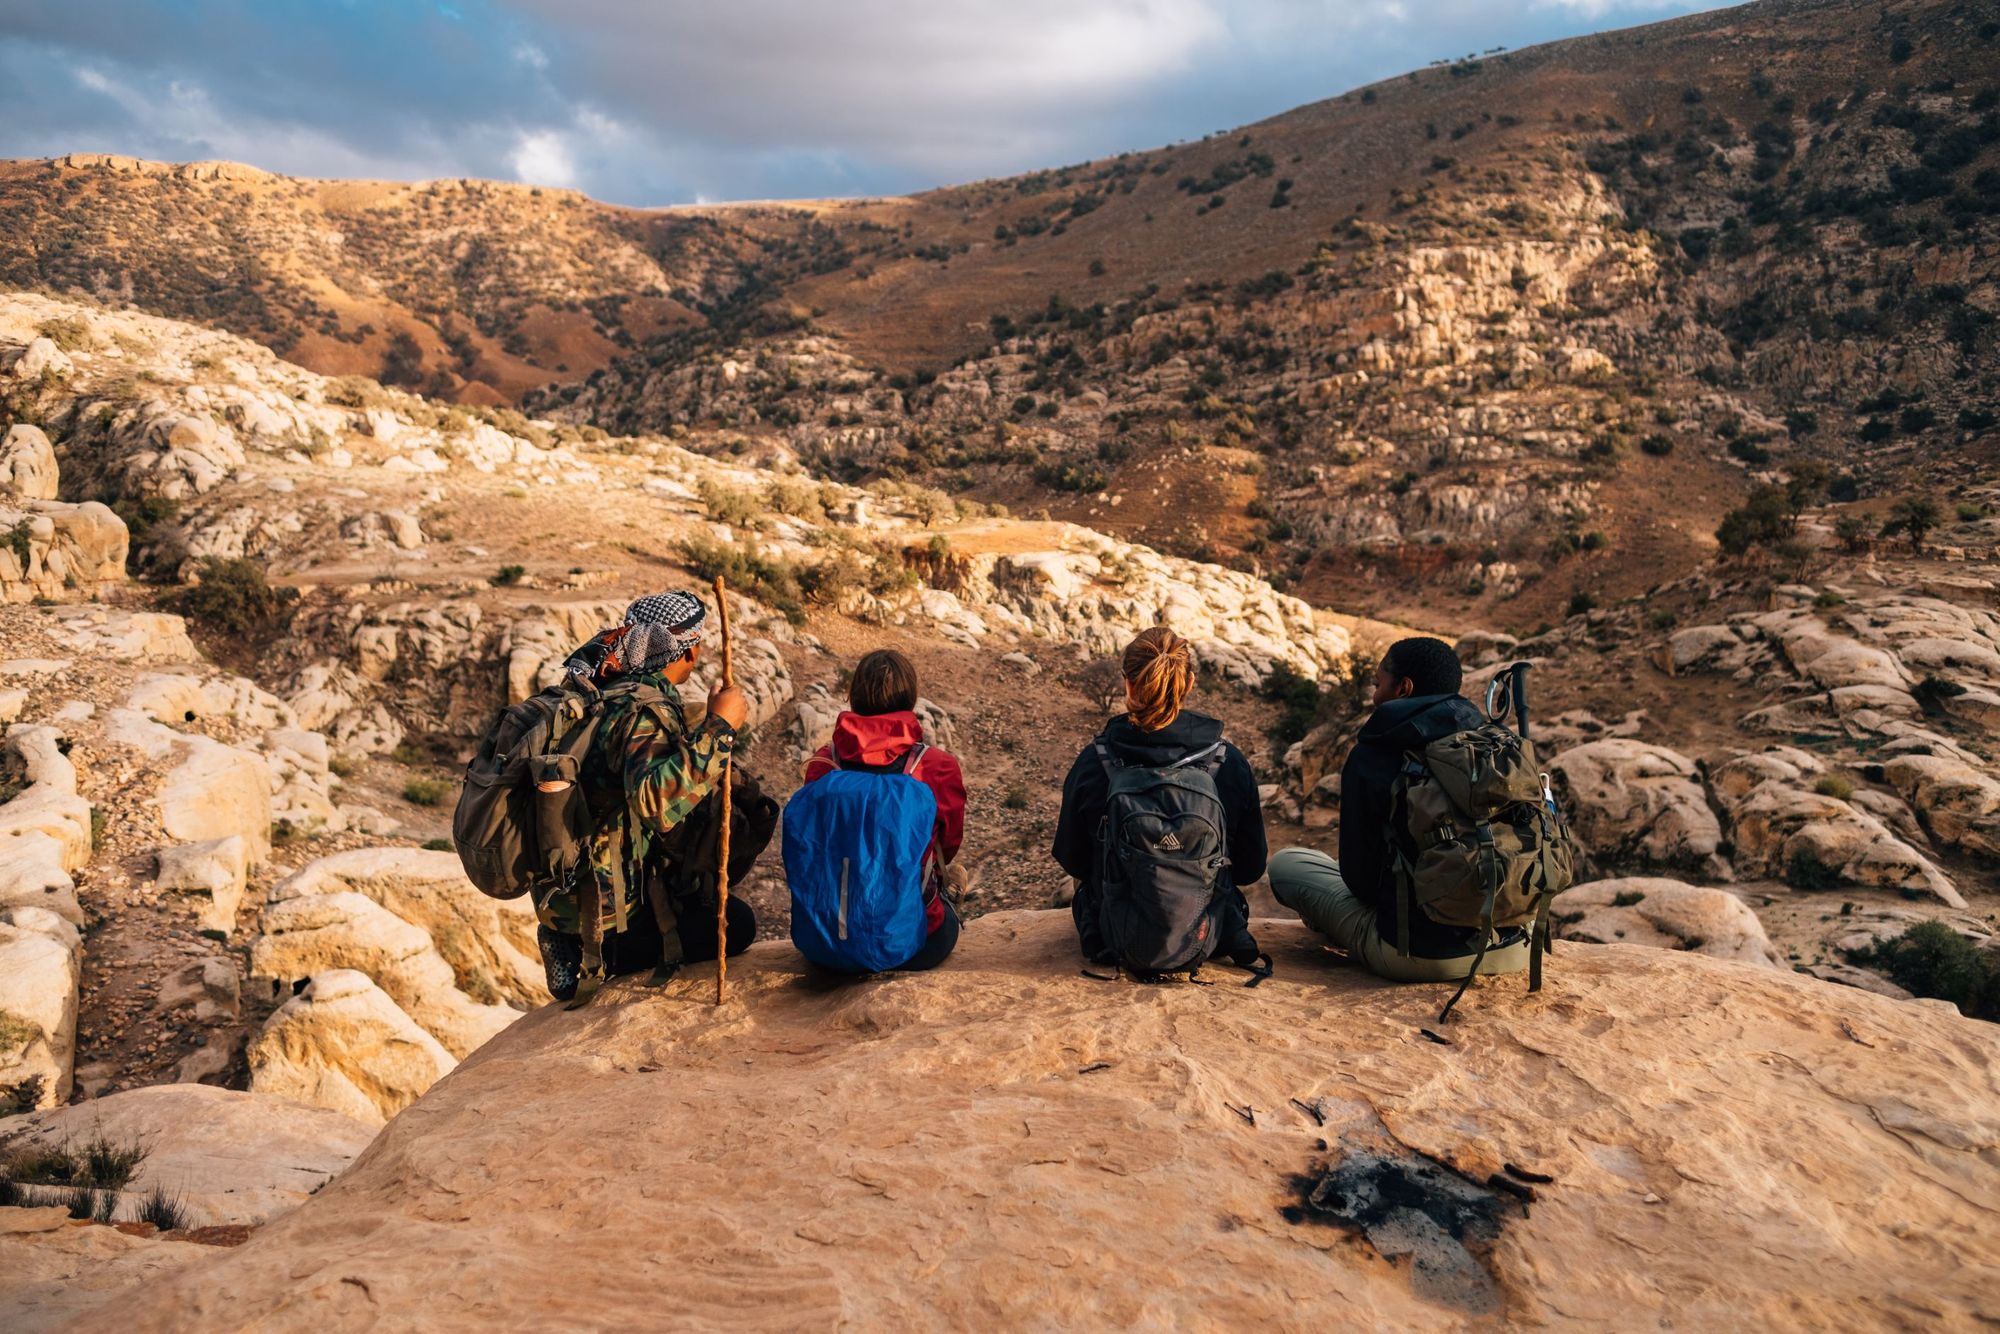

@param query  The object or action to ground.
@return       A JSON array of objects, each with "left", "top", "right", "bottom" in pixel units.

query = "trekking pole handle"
[{"left": 1510, "top": 661, "right": 1531, "bottom": 741}]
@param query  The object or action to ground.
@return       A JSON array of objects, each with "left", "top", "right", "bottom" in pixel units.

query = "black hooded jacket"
[
  {"left": 1052, "top": 710, "right": 1268, "bottom": 966},
  {"left": 1052, "top": 710, "right": 1269, "bottom": 887},
  {"left": 1340, "top": 692, "right": 1496, "bottom": 957}
]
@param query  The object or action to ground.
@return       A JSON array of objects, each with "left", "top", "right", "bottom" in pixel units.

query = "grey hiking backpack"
[
  {"left": 1092, "top": 741, "right": 1246, "bottom": 976},
  {"left": 453, "top": 675, "right": 664, "bottom": 900},
  {"left": 1386, "top": 723, "right": 1577, "bottom": 1020}
]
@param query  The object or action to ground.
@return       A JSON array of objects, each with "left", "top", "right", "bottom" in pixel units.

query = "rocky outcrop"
[
  {"left": 266, "top": 849, "right": 543, "bottom": 1007},
  {"left": 245, "top": 850, "right": 542, "bottom": 1119},
  {"left": 1712, "top": 749, "right": 1962, "bottom": 904},
  {"left": 88, "top": 911, "right": 2000, "bottom": 1329},
  {"left": 0, "top": 425, "right": 58, "bottom": 501},
  {"left": 1548, "top": 739, "right": 1728, "bottom": 879},
  {"left": 0, "top": 1083, "right": 374, "bottom": 1226},
  {"left": 1555, "top": 878, "right": 1781, "bottom": 967},
  {"left": 248, "top": 969, "right": 456, "bottom": 1127},
  {"left": 0, "top": 908, "right": 79, "bottom": 1111},
  {"left": 104, "top": 709, "right": 272, "bottom": 861},
  {"left": 0, "top": 724, "right": 91, "bottom": 1109},
  {"left": 249, "top": 892, "right": 519, "bottom": 1061},
  {"left": 0, "top": 500, "right": 128, "bottom": 604}
]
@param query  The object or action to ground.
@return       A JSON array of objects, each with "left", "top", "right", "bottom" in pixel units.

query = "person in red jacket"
[{"left": 800, "top": 648, "right": 966, "bottom": 969}]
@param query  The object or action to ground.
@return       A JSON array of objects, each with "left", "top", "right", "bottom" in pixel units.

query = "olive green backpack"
[
  {"left": 1387, "top": 723, "right": 1576, "bottom": 1021},
  {"left": 453, "top": 675, "right": 665, "bottom": 900}
]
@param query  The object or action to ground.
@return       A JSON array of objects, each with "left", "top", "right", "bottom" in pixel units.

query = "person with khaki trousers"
[{"left": 1268, "top": 637, "right": 1529, "bottom": 981}]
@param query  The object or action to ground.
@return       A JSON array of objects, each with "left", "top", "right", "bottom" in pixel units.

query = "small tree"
[
  {"left": 1834, "top": 515, "right": 1872, "bottom": 553},
  {"left": 1716, "top": 484, "right": 1791, "bottom": 555},
  {"left": 1880, "top": 495, "right": 1943, "bottom": 552}
]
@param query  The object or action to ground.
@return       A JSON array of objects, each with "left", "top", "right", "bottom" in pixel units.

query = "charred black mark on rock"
[{"left": 1283, "top": 1151, "right": 1519, "bottom": 1313}]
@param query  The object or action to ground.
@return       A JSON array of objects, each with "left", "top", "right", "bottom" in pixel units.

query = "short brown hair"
[
  {"left": 849, "top": 648, "right": 919, "bottom": 715},
  {"left": 1121, "top": 627, "right": 1195, "bottom": 732}
]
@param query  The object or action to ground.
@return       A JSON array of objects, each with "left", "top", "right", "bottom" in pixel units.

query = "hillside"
[{"left": 4, "top": 0, "right": 1996, "bottom": 628}]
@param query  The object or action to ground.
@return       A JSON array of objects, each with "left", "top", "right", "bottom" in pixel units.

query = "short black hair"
[{"left": 1382, "top": 636, "right": 1463, "bottom": 697}]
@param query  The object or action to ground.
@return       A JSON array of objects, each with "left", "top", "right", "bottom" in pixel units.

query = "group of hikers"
[{"left": 456, "top": 588, "right": 1575, "bottom": 1016}]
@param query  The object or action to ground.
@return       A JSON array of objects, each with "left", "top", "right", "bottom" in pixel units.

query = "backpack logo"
[{"left": 1157, "top": 830, "right": 1183, "bottom": 851}]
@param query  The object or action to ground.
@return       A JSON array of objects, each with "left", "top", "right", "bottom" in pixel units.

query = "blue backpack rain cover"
[{"left": 784, "top": 745, "right": 937, "bottom": 972}]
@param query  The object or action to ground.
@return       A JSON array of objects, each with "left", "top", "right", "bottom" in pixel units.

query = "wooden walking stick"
[{"left": 714, "top": 575, "right": 734, "bottom": 1006}]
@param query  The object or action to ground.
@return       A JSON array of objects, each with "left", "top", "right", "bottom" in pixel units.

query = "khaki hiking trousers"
[{"left": 1267, "top": 846, "right": 1528, "bottom": 982}]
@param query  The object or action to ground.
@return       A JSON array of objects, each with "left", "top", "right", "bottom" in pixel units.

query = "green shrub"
[
  {"left": 176, "top": 558, "right": 298, "bottom": 638},
  {"left": 1566, "top": 592, "right": 1597, "bottom": 617},
  {"left": 677, "top": 537, "right": 806, "bottom": 625},
  {"left": 1002, "top": 785, "right": 1029, "bottom": 811},
  {"left": 1260, "top": 662, "right": 1324, "bottom": 745},
  {"left": 402, "top": 778, "right": 451, "bottom": 806},
  {"left": 5, "top": 520, "right": 30, "bottom": 570},
  {"left": 698, "top": 479, "right": 760, "bottom": 527},
  {"left": 492, "top": 564, "right": 525, "bottom": 586},
  {"left": 1814, "top": 774, "right": 1854, "bottom": 800},
  {"left": 1640, "top": 434, "right": 1675, "bottom": 457},
  {"left": 765, "top": 478, "right": 825, "bottom": 520},
  {"left": 1786, "top": 849, "right": 1841, "bottom": 890},
  {"left": 421, "top": 837, "right": 453, "bottom": 852},
  {"left": 1851, "top": 921, "right": 1999, "bottom": 1020},
  {"left": 111, "top": 495, "right": 181, "bottom": 542},
  {"left": 1033, "top": 462, "right": 1109, "bottom": 493},
  {"left": 36, "top": 316, "right": 92, "bottom": 351},
  {"left": 1611, "top": 890, "right": 1646, "bottom": 908}
]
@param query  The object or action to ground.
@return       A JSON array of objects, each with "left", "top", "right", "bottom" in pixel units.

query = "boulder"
[
  {"left": 248, "top": 969, "right": 456, "bottom": 1127},
  {"left": 1712, "top": 750, "right": 1962, "bottom": 905},
  {"left": 125, "top": 672, "right": 295, "bottom": 732},
  {"left": 90, "top": 911, "right": 2000, "bottom": 1329},
  {"left": 269, "top": 849, "right": 544, "bottom": 1006},
  {"left": 107, "top": 709, "right": 272, "bottom": 861},
  {"left": 0, "top": 501, "right": 128, "bottom": 603},
  {"left": 250, "top": 892, "right": 521, "bottom": 1059},
  {"left": 45, "top": 609, "right": 195, "bottom": 663},
  {"left": 0, "top": 908, "right": 81, "bottom": 1108},
  {"left": 11, "top": 337, "right": 72, "bottom": 381},
  {"left": 0, "top": 1208, "right": 207, "bottom": 1331},
  {"left": 1555, "top": 878, "right": 1781, "bottom": 967},
  {"left": 154, "top": 835, "right": 249, "bottom": 934},
  {"left": 1549, "top": 739, "right": 1728, "bottom": 878},
  {"left": 0, "top": 1084, "right": 375, "bottom": 1226},
  {"left": 0, "top": 424, "right": 58, "bottom": 500},
  {"left": 1882, "top": 754, "right": 2000, "bottom": 862}
]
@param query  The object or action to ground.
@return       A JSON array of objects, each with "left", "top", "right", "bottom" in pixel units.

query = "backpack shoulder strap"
[
  {"left": 900, "top": 742, "right": 929, "bottom": 775},
  {"left": 1168, "top": 741, "right": 1225, "bottom": 772},
  {"left": 1093, "top": 741, "right": 1120, "bottom": 778}
]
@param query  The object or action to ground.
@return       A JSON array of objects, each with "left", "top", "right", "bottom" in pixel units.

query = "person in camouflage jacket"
[{"left": 536, "top": 591, "right": 749, "bottom": 1002}]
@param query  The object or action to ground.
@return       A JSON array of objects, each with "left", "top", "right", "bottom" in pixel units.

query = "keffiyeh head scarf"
[{"left": 565, "top": 591, "right": 707, "bottom": 680}]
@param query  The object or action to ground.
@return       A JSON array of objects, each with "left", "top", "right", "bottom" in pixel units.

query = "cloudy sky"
[{"left": 0, "top": 0, "right": 1732, "bottom": 206}]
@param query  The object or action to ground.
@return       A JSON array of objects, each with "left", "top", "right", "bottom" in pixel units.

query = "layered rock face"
[
  {"left": 246, "top": 850, "right": 545, "bottom": 1125},
  {"left": 81, "top": 912, "right": 2000, "bottom": 1329}
]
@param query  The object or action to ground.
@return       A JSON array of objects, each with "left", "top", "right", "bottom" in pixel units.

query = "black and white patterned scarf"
[{"left": 565, "top": 591, "right": 707, "bottom": 680}]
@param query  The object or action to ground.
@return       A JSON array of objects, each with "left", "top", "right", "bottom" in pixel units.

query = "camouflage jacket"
[{"left": 535, "top": 672, "right": 736, "bottom": 939}]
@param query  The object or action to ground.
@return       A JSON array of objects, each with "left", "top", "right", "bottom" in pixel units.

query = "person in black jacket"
[
  {"left": 1052, "top": 627, "right": 1268, "bottom": 967},
  {"left": 1268, "top": 636, "right": 1529, "bottom": 980}
]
